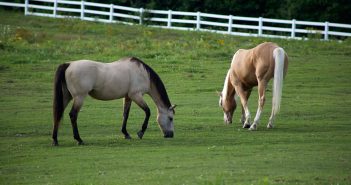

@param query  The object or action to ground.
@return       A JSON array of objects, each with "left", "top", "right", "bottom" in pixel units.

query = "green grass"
[{"left": 1, "top": 10, "right": 351, "bottom": 185}]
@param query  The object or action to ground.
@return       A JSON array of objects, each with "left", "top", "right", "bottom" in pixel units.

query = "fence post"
[
  {"left": 167, "top": 10, "right": 172, "bottom": 28},
  {"left": 139, "top": 8, "right": 144, "bottom": 25},
  {"left": 80, "top": 1, "right": 85, "bottom": 20},
  {"left": 196, "top": 11, "right": 201, "bottom": 30},
  {"left": 228, "top": 15, "right": 233, "bottom": 34},
  {"left": 258, "top": 17, "right": 263, "bottom": 36},
  {"left": 24, "top": 0, "right": 29, "bottom": 16},
  {"left": 324, "top": 21, "right": 329, "bottom": 40},
  {"left": 53, "top": 0, "right": 58, "bottom": 17},
  {"left": 291, "top": 19, "right": 296, "bottom": 38},
  {"left": 109, "top": 4, "right": 114, "bottom": 23}
]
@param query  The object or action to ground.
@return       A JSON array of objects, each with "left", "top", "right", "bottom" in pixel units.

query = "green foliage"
[
  {"left": 1, "top": 10, "right": 351, "bottom": 184},
  {"left": 87, "top": 0, "right": 351, "bottom": 24}
]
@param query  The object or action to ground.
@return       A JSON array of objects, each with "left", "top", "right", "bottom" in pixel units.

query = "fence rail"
[{"left": 1, "top": 0, "right": 351, "bottom": 40}]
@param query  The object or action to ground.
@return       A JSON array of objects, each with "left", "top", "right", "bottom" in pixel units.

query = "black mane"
[{"left": 130, "top": 57, "right": 172, "bottom": 108}]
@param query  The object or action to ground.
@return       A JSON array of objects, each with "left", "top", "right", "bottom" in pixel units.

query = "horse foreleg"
[
  {"left": 250, "top": 80, "right": 267, "bottom": 131},
  {"left": 121, "top": 97, "right": 132, "bottom": 139},
  {"left": 137, "top": 105, "right": 150, "bottom": 139},
  {"left": 240, "top": 105, "right": 245, "bottom": 125},
  {"left": 131, "top": 94, "right": 150, "bottom": 139},
  {"left": 69, "top": 97, "right": 84, "bottom": 145},
  {"left": 239, "top": 89, "right": 252, "bottom": 128},
  {"left": 235, "top": 86, "right": 251, "bottom": 128}
]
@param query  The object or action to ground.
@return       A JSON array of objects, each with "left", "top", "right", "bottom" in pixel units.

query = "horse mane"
[
  {"left": 222, "top": 70, "right": 231, "bottom": 98},
  {"left": 129, "top": 57, "right": 172, "bottom": 108}
]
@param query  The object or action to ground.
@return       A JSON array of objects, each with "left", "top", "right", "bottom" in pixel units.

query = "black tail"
[{"left": 52, "top": 63, "right": 70, "bottom": 145}]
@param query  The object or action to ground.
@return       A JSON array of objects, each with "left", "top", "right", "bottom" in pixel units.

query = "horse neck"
[
  {"left": 222, "top": 70, "right": 235, "bottom": 102},
  {"left": 149, "top": 83, "right": 170, "bottom": 114}
]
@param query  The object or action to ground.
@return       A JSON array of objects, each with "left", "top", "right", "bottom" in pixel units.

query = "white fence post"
[
  {"left": 324, "top": 21, "right": 329, "bottom": 40},
  {"left": 196, "top": 11, "right": 201, "bottom": 30},
  {"left": 24, "top": 0, "right": 29, "bottom": 16},
  {"left": 139, "top": 8, "right": 144, "bottom": 25},
  {"left": 228, "top": 15, "right": 233, "bottom": 34},
  {"left": 291, "top": 19, "right": 296, "bottom": 38},
  {"left": 53, "top": 0, "right": 58, "bottom": 17},
  {"left": 258, "top": 17, "right": 263, "bottom": 36},
  {"left": 167, "top": 10, "right": 172, "bottom": 28},
  {"left": 80, "top": 1, "right": 85, "bottom": 20},
  {"left": 109, "top": 4, "right": 114, "bottom": 23}
]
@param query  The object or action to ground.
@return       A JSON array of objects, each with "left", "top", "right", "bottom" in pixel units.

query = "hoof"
[
  {"left": 52, "top": 141, "right": 59, "bottom": 146},
  {"left": 137, "top": 131, "right": 144, "bottom": 139},
  {"left": 124, "top": 135, "right": 132, "bottom": 139},
  {"left": 77, "top": 141, "right": 85, "bottom": 145},
  {"left": 224, "top": 120, "right": 232, "bottom": 124},
  {"left": 249, "top": 125, "right": 257, "bottom": 131},
  {"left": 267, "top": 123, "right": 274, "bottom": 129},
  {"left": 240, "top": 119, "right": 245, "bottom": 125},
  {"left": 243, "top": 123, "right": 251, "bottom": 129}
]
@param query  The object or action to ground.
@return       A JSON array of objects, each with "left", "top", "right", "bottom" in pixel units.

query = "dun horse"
[
  {"left": 219, "top": 42, "right": 288, "bottom": 130},
  {"left": 53, "top": 57, "right": 176, "bottom": 146}
]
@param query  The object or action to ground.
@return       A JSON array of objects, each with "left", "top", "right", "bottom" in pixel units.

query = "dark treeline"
[{"left": 89, "top": 0, "right": 351, "bottom": 24}]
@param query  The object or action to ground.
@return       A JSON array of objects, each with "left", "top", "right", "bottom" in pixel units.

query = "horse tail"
[
  {"left": 52, "top": 63, "right": 71, "bottom": 145},
  {"left": 272, "top": 47, "right": 286, "bottom": 116}
]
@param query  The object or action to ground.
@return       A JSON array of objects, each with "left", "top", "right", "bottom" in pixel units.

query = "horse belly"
[
  {"left": 89, "top": 72, "right": 130, "bottom": 100},
  {"left": 240, "top": 74, "right": 258, "bottom": 87},
  {"left": 89, "top": 86, "right": 128, "bottom": 100},
  {"left": 233, "top": 65, "right": 258, "bottom": 87}
]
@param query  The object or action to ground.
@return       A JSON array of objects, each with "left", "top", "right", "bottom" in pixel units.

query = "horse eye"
[{"left": 169, "top": 117, "right": 173, "bottom": 121}]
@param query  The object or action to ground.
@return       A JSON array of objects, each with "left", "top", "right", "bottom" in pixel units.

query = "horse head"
[
  {"left": 218, "top": 92, "right": 237, "bottom": 124},
  {"left": 157, "top": 105, "right": 176, "bottom": 138}
]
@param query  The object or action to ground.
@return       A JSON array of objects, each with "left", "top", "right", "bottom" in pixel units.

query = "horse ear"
[
  {"left": 169, "top": 104, "right": 177, "bottom": 110},
  {"left": 216, "top": 91, "right": 222, "bottom": 97},
  {"left": 169, "top": 104, "right": 177, "bottom": 114}
]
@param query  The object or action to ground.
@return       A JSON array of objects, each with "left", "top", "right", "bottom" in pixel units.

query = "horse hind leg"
[
  {"left": 69, "top": 96, "right": 85, "bottom": 145},
  {"left": 250, "top": 80, "right": 267, "bottom": 131},
  {"left": 267, "top": 111, "right": 275, "bottom": 129},
  {"left": 52, "top": 86, "right": 72, "bottom": 146}
]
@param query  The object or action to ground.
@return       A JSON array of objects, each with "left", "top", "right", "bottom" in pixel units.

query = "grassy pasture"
[{"left": 0, "top": 10, "right": 351, "bottom": 184}]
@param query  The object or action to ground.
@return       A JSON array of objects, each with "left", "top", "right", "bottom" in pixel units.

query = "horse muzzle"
[
  {"left": 224, "top": 119, "right": 232, "bottom": 124},
  {"left": 164, "top": 131, "right": 174, "bottom": 138},
  {"left": 224, "top": 113, "right": 232, "bottom": 124}
]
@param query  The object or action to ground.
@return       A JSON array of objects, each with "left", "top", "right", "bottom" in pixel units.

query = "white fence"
[{"left": 1, "top": 0, "right": 351, "bottom": 40}]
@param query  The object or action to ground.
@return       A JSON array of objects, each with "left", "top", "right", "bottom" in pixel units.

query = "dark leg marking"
[
  {"left": 69, "top": 106, "right": 84, "bottom": 145},
  {"left": 52, "top": 124, "right": 59, "bottom": 146},
  {"left": 122, "top": 97, "right": 132, "bottom": 139},
  {"left": 137, "top": 105, "right": 150, "bottom": 139}
]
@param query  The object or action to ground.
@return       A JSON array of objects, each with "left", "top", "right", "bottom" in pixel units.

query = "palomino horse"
[
  {"left": 219, "top": 42, "right": 288, "bottom": 130},
  {"left": 53, "top": 57, "right": 176, "bottom": 146}
]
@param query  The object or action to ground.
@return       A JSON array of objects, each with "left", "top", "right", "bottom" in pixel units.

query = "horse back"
[
  {"left": 230, "top": 42, "right": 280, "bottom": 87},
  {"left": 253, "top": 42, "right": 288, "bottom": 79},
  {"left": 65, "top": 59, "right": 150, "bottom": 100}
]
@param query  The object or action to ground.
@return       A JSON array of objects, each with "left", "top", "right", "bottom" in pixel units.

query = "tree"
[{"left": 85, "top": 0, "right": 351, "bottom": 24}]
